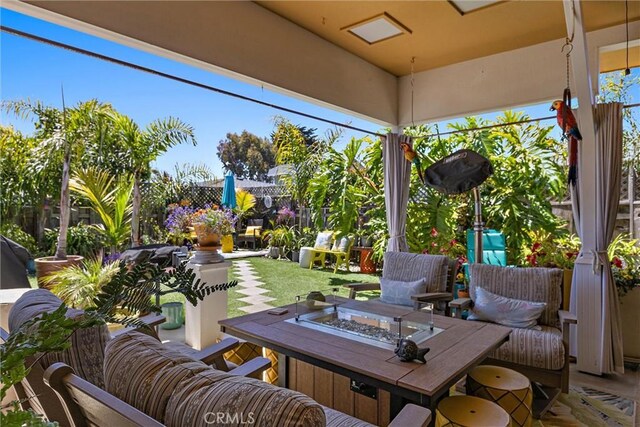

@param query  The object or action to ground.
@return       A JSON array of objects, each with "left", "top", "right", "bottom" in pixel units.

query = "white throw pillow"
[
  {"left": 314, "top": 232, "right": 333, "bottom": 250},
  {"left": 468, "top": 287, "right": 547, "bottom": 329},
  {"left": 379, "top": 278, "right": 427, "bottom": 307}
]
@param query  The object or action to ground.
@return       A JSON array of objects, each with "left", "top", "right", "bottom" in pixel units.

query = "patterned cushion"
[
  {"left": 467, "top": 287, "right": 547, "bottom": 329},
  {"left": 314, "top": 231, "right": 334, "bottom": 250},
  {"left": 468, "top": 264, "right": 562, "bottom": 327},
  {"left": 104, "top": 331, "right": 209, "bottom": 422},
  {"left": 331, "top": 236, "right": 353, "bottom": 253},
  {"left": 380, "top": 278, "right": 427, "bottom": 307},
  {"left": 166, "top": 369, "right": 326, "bottom": 427},
  {"left": 383, "top": 252, "right": 449, "bottom": 293},
  {"left": 324, "top": 406, "right": 374, "bottom": 427},
  {"left": 491, "top": 325, "right": 565, "bottom": 371},
  {"left": 8, "top": 289, "right": 110, "bottom": 388}
]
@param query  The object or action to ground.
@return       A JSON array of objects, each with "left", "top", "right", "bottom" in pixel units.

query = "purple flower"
[{"left": 276, "top": 207, "right": 295, "bottom": 225}]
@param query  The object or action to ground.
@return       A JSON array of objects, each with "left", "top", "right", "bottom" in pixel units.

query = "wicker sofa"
[
  {"left": 450, "top": 264, "right": 577, "bottom": 416},
  {"left": 45, "top": 330, "right": 431, "bottom": 427}
]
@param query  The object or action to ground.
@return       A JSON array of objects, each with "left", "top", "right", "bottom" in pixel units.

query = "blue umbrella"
[{"left": 221, "top": 172, "right": 237, "bottom": 209}]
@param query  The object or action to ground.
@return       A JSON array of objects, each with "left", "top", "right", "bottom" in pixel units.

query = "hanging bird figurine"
[
  {"left": 550, "top": 100, "right": 582, "bottom": 186},
  {"left": 400, "top": 142, "right": 425, "bottom": 184}
]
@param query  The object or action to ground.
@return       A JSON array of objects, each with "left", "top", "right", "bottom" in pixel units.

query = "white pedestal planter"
[
  {"left": 299, "top": 247, "right": 312, "bottom": 268},
  {"left": 185, "top": 260, "right": 232, "bottom": 350}
]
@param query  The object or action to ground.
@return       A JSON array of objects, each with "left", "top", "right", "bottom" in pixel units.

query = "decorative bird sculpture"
[
  {"left": 400, "top": 142, "right": 425, "bottom": 184},
  {"left": 550, "top": 100, "right": 582, "bottom": 186}
]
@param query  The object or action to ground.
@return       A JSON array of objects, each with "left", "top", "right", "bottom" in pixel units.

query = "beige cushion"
[
  {"left": 383, "top": 252, "right": 450, "bottom": 293},
  {"left": 491, "top": 326, "right": 565, "bottom": 371},
  {"left": 8, "top": 289, "right": 110, "bottom": 388},
  {"left": 105, "top": 331, "right": 326, "bottom": 427},
  {"left": 468, "top": 264, "right": 562, "bottom": 327},
  {"left": 323, "top": 406, "right": 374, "bottom": 427},
  {"left": 166, "top": 370, "right": 325, "bottom": 427},
  {"left": 104, "top": 331, "right": 209, "bottom": 422}
]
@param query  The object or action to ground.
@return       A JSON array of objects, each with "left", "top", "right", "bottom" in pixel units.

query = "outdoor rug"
[
  {"left": 454, "top": 383, "right": 636, "bottom": 427},
  {"left": 534, "top": 385, "right": 636, "bottom": 427}
]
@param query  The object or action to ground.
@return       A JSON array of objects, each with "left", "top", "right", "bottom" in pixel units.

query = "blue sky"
[
  {"left": 0, "top": 8, "right": 382, "bottom": 176},
  {"left": 1, "top": 8, "right": 637, "bottom": 176}
]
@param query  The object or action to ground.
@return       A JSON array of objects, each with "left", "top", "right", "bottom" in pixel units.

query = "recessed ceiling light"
[
  {"left": 448, "top": 0, "right": 503, "bottom": 15},
  {"left": 342, "top": 13, "right": 411, "bottom": 45}
]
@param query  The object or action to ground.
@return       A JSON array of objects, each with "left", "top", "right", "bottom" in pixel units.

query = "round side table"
[
  {"left": 466, "top": 365, "right": 533, "bottom": 427},
  {"left": 436, "top": 395, "right": 510, "bottom": 427}
]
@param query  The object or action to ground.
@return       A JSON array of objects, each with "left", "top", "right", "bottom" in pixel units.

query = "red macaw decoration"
[
  {"left": 400, "top": 142, "right": 425, "bottom": 184},
  {"left": 550, "top": 100, "right": 582, "bottom": 186}
]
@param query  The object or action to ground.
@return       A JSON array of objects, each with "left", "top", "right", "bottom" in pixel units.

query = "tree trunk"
[
  {"left": 55, "top": 146, "right": 71, "bottom": 260},
  {"left": 131, "top": 174, "right": 142, "bottom": 246},
  {"left": 37, "top": 201, "right": 47, "bottom": 245}
]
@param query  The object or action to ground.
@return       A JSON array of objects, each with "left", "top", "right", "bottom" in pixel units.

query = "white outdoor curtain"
[
  {"left": 594, "top": 102, "right": 625, "bottom": 374},
  {"left": 383, "top": 133, "right": 412, "bottom": 252},
  {"left": 569, "top": 102, "right": 625, "bottom": 373}
]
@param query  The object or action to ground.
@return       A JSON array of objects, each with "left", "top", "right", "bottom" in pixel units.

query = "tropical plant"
[
  {"left": 521, "top": 231, "right": 580, "bottom": 269},
  {"left": 308, "top": 137, "right": 378, "bottom": 237},
  {"left": 272, "top": 116, "right": 340, "bottom": 228},
  {"left": 3, "top": 99, "right": 114, "bottom": 259},
  {"left": 111, "top": 113, "right": 196, "bottom": 246},
  {"left": 608, "top": 234, "right": 640, "bottom": 297},
  {"left": 0, "top": 260, "right": 238, "bottom": 426},
  {"left": 44, "top": 258, "right": 120, "bottom": 309},
  {"left": 234, "top": 189, "right": 257, "bottom": 226},
  {"left": 43, "top": 224, "right": 104, "bottom": 259},
  {"left": 69, "top": 167, "right": 133, "bottom": 253},
  {"left": 0, "top": 223, "right": 38, "bottom": 255},
  {"left": 262, "top": 225, "right": 295, "bottom": 255}
]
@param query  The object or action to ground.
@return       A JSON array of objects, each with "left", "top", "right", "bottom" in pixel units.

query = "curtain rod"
[
  {"left": 3, "top": 26, "right": 638, "bottom": 141},
  {"left": 1, "top": 26, "right": 386, "bottom": 138}
]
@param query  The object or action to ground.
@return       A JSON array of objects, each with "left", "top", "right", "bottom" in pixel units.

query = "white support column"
[
  {"left": 185, "top": 260, "right": 232, "bottom": 350},
  {"left": 563, "top": 0, "right": 602, "bottom": 375}
]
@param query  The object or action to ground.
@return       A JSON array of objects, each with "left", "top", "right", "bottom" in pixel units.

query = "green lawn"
[
  {"left": 240, "top": 257, "right": 380, "bottom": 315},
  {"left": 30, "top": 257, "right": 381, "bottom": 320}
]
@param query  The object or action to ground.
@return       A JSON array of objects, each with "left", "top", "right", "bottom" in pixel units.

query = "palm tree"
[
  {"left": 2, "top": 99, "right": 111, "bottom": 259},
  {"left": 111, "top": 113, "right": 196, "bottom": 246},
  {"left": 70, "top": 167, "right": 133, "bottom": 253}
]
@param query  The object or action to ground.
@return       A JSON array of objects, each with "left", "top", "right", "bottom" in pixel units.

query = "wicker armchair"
[{"left": 344, "top": 252, "right": 458, "bottom": 312}]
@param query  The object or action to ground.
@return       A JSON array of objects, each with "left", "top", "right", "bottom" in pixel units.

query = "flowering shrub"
[
  {"left": 165, "top": 205, "right": 196, "bottom": 245},
  {"left": 276, "top": 206, "right": 295, "bottom": 225},
  {"left": 192, "top": 206, "right": 237, "bottom": 235},
  {"left": 609, "top": 234, "right": 640, "bottom": 297},
  {"left": 421, "top": 227, "right": 467, "bottom": 274},
  {"left": 522, "top": 232, "right": 580, "bottom": 269}
]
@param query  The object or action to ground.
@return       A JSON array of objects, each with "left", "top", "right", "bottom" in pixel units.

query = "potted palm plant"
[{"left": 25, "top": 101, "right": 111, "bottom": 287}]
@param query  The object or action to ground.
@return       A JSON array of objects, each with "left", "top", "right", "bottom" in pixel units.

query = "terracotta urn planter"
[
  {"left": 35, "top": 255, "right": 84, "bottom": 289},
  {"left": 193, "top": 223, "right": 221, "bottom": 248}
]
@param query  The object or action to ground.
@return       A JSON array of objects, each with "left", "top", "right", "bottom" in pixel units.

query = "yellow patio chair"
[{"left": 309, "top": 233, "right": 355, "bottom": 273}]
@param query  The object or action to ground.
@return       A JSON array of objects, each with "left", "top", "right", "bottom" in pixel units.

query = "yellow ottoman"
[
  {"left": 436, "top": 395, "right": 510, "bottom": 427},
  {"left": 466, "top": 365, "right": 533, "bottom": 427}
]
